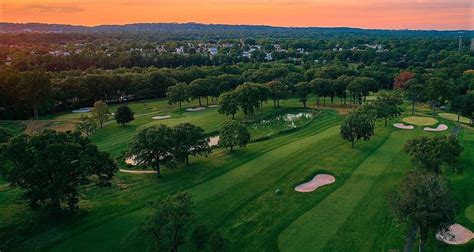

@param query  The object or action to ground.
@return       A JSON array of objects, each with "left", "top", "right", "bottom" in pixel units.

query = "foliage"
[
  {"left": 340, "top": 107, "right": 377, "bottom": 147},
  {"left": 219, "top": 120, "right": 251, "bottom": 151},
  {"left": 425, "top": 77, "right": 456, "bottom": 116},
  {"left": 218, "top": 91, "right": 239, "bottom": 119},
  {"left": 0, "top": 127, "right": 13, "bottom": 143},
  {"left": 0, "top": 130, "right": 117, "bottom": 212},
  {"left": 128, "top": 125, "right": 175, "bottom": 177},
  {"left": 235, "top": 83, "right": 261, "bottom": 118},
  {"left": 266, "top": 80, "right": 288, "bottom": 107},
  {"left": 191, "top": 225, "right": 229, "bottom": 252},
  {"left": 389, "top": 171, "right": 456, "bottom": 250},
  {"left": 294, "top": 82, "right": 312, "bottom": 108},
  {"left": 19, "top": 70, "right": 53, "bottom": 119},
  {"left": 374, "top": 90, "right": 403, "bottom": 126},
  {"left": 76, "top": 115, "right": 98, "bottom": 137},
  {"left": 147, "top": 192, "right": 194, "bottom": 252},
  {"left": 115, "top": 105, "right": 135, "bottom": 126},
  {"left": 172, "top": 123, "right": 210, "bottom": 165},
  {"left": 91, "top": 100, "right": 110, "bottom": 128},
  {"left": 403, "top": 136, "right": 463, "bottom": 174},
  {"left": 393, "top": 71, "right": 415, "bottom": 90},
  {"left": 166, "top": 82, "right": 189, "bottom": 108}
]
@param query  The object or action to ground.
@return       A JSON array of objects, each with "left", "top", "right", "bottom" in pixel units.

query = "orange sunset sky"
[{"left": 1, "top": 0, "right": 473, "bottom": 30}]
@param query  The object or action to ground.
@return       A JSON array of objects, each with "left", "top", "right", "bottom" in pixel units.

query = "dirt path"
[{"left": 119, "top": 169, "right": 157, "bottom": 174}]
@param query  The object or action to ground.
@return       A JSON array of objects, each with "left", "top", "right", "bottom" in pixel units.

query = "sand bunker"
[
  {"left": 295, "top": 174, "right": 335, "bottom": 192},
  {"left": 72, "top": 107, "right": 92, "bottom": 113},
  {"left": 125, "top": 156, "right": 137, "bottom": 166},
  {"left": 186, "top": 107, "right": 206, "bottom": 112},
  {"left": 436, "top": 224, "right": 474, "bottom": 245},
  {"left": 208, "top": 105, "right": 219, "bottom": 108},
  {"left": 424, "top": 124, "right": 448, "bottom": 132},
  {"left": 119, "top": 169, "right": 157, "bottom": 174},
  {"left": 393, "top": 123, "right": 414, "bottom": 130},
  {"left": 152, "top": 115, "right": 171, "bottom": 120},
  {"left": 209, "top": 136, "right": 219, "bottom": 147}
]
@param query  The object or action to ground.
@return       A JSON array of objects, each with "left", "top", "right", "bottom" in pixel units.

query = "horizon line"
[{"left": 2, "top": 21, "right": 473, "bottom": 32}]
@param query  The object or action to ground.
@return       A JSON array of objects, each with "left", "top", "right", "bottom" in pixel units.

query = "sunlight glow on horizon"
[{"left": 1, "top": 0, "right": 473, "bottom": 30}]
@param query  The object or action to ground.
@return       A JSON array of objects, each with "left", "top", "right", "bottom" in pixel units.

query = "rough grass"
[{"left": 438, "top": 113, "right": 471, "bottom": 125}]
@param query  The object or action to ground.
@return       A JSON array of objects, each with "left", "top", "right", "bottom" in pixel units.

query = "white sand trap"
[
  {"left": 209, "top": 136, "right": 219, "bottom": 147},
  {"left": 72, "top": 107, "right": 92, "bottom": 113},
  {"left": 125, "top": 156, "right": 137, "bottom": 166},
  {"left": 208, "top": 105, "right": 219, "bottom": 108},
  {"left": 119, "top": 169, "right": 157, "bottom": 174},
  {"left": 436, "top": 224, "right": 474, "bottom": 245},
  {"left": 152, "top": 115, "right": 171, "bottom": 120},
  {"left": 186, "top": 107, "right": 206, "bottom": 112},
  {"left": 393, "top": 123, "right": 414, "bottom": 130},
  {"left": 295, "top": 174, "right": 335, "bottom": 192},
  {"left": 424, "top": 124, "right": 448, "bottom": 132}
]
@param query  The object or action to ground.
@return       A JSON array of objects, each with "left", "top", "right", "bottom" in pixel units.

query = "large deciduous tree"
[
  {"left": 128, "top": 125, "right": 175, "bottom": 177},
  {"left": 172, "top": 123, "right": 210, "bottom": 165},
  {"left": 389, "top": 171, "right": 456, "bottom": 252},
  {"left": 76, "top": 115, "right": 97, "bottom": 137},
  {"left": 266, "top": 80, "right": 288, "bottom": 107},
  {"left": 294, "top": 82, "right": 312, "bottom": 108},
  {"left": 91, "top": 100, "right": 110, "bottom": 128},
  {"left": 166, "top": 82, "right": 189, "bottom": 108},
  {"left": 403, "top": 136, "right": 463, "bottom": 174},
  {"left": 147, "top": 192, "right": 194, "bottom": 252},
  {"left": 393, "top": 71, "right": 415, "bottom": 90},
  {"left": 187, "top": 78, "right": 208, "bottom": 107},
  {"left": 374, "top": 90, "right": 403, "bottom": 126},
  {"left": 19, "top": 70, "right": 53, "bottom": 119},
  {"left": 0, "top": 130, "right": 117, "bottom": 212},
  {"left": 115, "top": 105, "right": 134, "bottom": 126},
  {"left": 218, "top": 91, "right": 239, "bottom": 119},
  {"left": 219, "top": 120, "right": 251, "bottom": 151},
  {"left": 425, "top": 77, "right": 456, "bottom": 117},
  {"left": 340, "top": 107, "right": 377, "bottom": 148},
  {"left": 235, "top": 83, "right": 261, "bottom": 118}
]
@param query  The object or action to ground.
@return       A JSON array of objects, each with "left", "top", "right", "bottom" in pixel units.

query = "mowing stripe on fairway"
[{"left": 277, "top": 130, "right": 411, "bottom": 252}]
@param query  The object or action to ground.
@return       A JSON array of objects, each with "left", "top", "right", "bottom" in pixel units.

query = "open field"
[{"left": 1, "top": 97, "right": 473, "bottom": 251}]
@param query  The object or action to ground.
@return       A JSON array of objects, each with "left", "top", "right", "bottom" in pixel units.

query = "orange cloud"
[{"left": 0, "top": 0, "right": 472, "bottom": 30}]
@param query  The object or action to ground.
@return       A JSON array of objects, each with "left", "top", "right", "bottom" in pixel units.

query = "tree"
[
  {"left": 235, "top": 83, "right": 261, "bottom": 118},
  {"left": 172, "top": 123, "right": 210, "bottom": 165},
  {"left": 76, "top": 115, "right": 97, "bottom": 137},
  {"left": 374, "top": 90, "right": 403, "bottom": 126},
  {"left": 147, "top": 192, "right": 194, "bottom": 252},
  {"left": 218, "top": 91, "right": 239, "bottom": 119},
  {"left": 19, "top": 70, "right": 53, "bottom": 119},
  {"left": 219, "top": 120, "right": 251, "bottom": 151},
  {"left": 0, "top": 130, "right": 117, "bottom": 212},
  {"left": 91, "top": 100, "right": 110, "bottom": 128},
  {"left": 405, "top": 78, "right": 425, "bottom": 115},
  {"left": 294, "top": 82, "right": 312, "bottom": 108},
  {"left": 191, "top": 225, "right": 229, "bottom": 252},
  {"left": 167, "top": 82, "right": 189, "bottom": 108},
  {"left": 115, "top": 105, "right": 134, "bottom": 126},
  {"left": 347, "top": 77, "right": 377, "bottom": 105},
  {"left": 128, "top": 125, "right": 175, "bottom": 177},
  {"left": 389, "top": 171, "right": 456, "bottom": 252},
  {"left": 255, "top": 84, "right": 272, "bottom": 109},
  {"left": 266, "top": 80, "right": 288, "bottom": 107},
  {"left": 425, "top": 77, "right": 455, "bottom": 117},
  {"left": 187, "top": 79, "right": 208, "bottom": 107},
  {"left": 340, "top": 108, "right": 377, "bottom": 148},
  {"left": 403, "top": 136, "right": 463, "bottom": 174},
  {"left": 393, "top": 71, "right": 415, "bottom": 90},
  {"left": 0, "top": 68, "right": 20, "bottom": 119}
]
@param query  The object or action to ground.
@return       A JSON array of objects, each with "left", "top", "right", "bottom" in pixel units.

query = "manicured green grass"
[
  {"left": 403, "top": 116, "right": 439, "bottom": 126},
  {"left": 465, "top": 205, "right": 474, "bottom": 224},
  {"left": 438, "top": 112, "right": 472, "bottom": 125},
  {"left": 1, "top": 99, "right": 473, "bottom": 251}
]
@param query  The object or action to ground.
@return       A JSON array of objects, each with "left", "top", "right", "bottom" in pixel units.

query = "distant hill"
[{"left": 0, "top": 22, "right": 472, "bottom": 38}]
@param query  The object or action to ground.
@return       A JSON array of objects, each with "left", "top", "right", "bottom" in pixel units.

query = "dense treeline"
[{"left": 1, "top": 58, "right": 472, "bottom": 120}]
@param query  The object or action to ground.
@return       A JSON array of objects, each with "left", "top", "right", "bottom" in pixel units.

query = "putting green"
[
  {"left": 466, "top": 204, "right": 474, "bottom": 223},
  {"left": 402, "top": 116, "right": 438, "bottom": 126}
]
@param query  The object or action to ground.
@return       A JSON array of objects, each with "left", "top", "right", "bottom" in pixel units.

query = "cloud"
[{"left": 25, "top": 4, "right": 84, "bottom": 13}]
